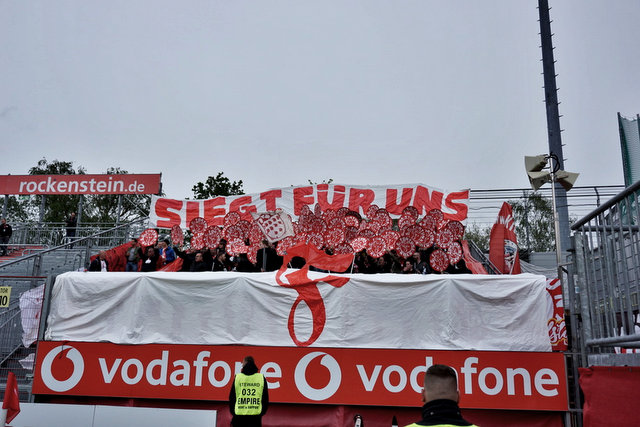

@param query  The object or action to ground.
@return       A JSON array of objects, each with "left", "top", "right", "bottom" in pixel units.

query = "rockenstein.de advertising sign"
[
  {"left": 0, "top": 174, "right": 162, "bottom": 195},
  {"left": 33, "top": 341, "right": 567, "bottom": 411}
]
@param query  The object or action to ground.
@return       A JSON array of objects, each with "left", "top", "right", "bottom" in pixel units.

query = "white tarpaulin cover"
[{"left": 45, "top": 271, "right": 551, "bottom": 351}]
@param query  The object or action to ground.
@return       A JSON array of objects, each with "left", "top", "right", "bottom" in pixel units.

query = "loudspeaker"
[
  {"left": 524, "top": 155, "right": 549, "bottom": 173},
  {"left": 556, "top": 171, "right": 579, "bottom": 191},
  {"left": 527, "top": 170, "right": 552, "bottom": 191}
]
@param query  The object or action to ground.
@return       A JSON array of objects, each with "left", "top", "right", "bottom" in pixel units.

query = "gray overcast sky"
[{"left": 1, "top": 1, "right": 638, "bottom": 199}]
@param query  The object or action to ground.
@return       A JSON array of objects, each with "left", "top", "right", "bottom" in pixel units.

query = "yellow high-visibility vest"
[{"left": 234, "top": 373, "right": 265, "bottom": 416}]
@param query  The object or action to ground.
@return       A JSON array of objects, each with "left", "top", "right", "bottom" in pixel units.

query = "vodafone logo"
[
  {"left": 40, "top": 345, "right": 85, "bottom": 392},
  {"left": 294, "top": 352, "right": 341, "bottom": 401},
  {"left": 32, "top": 342, "right": 567, "bottom": 411}
]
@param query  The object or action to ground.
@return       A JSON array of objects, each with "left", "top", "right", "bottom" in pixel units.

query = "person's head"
[
  {"left": 98, "top": 251, "right": 107, "bottom": 260},
  {"left": 147, "top": 247, "right": 155, "bottom": 256},
  {"left": 241, "top": 355, "right": 259, "bottom": 375},
  {"left": 70, "top": 212, "right": 76, "bottom": 218},
  {"left": 1, "top": 218, "right": 6, "bottom": 225},
  {"left": 412, "top": 252, "right": 421, "bottom": 261},
  {"left": 131, "top": 238, "right": 139, "bottom": 247},
  {"left": 194, "top": 252, "right": 203, "bottom": 262},
  {"left": 422, "top": 364, "right": 459, "bottom": 404}
]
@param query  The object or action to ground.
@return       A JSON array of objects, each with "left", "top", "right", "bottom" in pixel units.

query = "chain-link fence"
[{"left": 0, "top": 276, "right": 48, "bottom": 403}]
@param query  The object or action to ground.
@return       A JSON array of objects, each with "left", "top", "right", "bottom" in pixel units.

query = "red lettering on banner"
[
  {"left": 385, "top": 188, "right": 413, "bottom": 215},
  {"left": 155, "top": 199, "right": 183, "bottom": 228},
  {"left": 203, "top": 198, "right": 226, "bottom": 226},
  {"left": 186, "top": 201, "right": 202, "bottom": 226},
  {"left": 348, "top": 188, "right": 375, "bottom": 214},
  {"left": 229, "top": 196, "right": 257, "bottom": 221},
  {"left": 260, "top": 190, "right": 282, "bottom": 211},
  {"left": 293, "top": 186, "right": 314, "bottom": 215},
  {"left": 444, "top": 190, "right": 469, "bottom": 221},
  {"left": 317, "top": 185, "right": 346, "bottom": 211},
  {"left": 413, "top": 186, "right": 444, "bottom": 214}
]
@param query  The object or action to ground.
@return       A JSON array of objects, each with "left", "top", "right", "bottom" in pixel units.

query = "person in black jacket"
[
  {"left": 65, "top": 212, "right": 77, "bottom": 248},
  {"left": 140, "top": 247, "right": 159, "bottom": 272},
  {"left": 0, "top": 218, "right": 12, "bottom": 256},
  {"left": 88, "top": 251, "right": 109, "bottom": 272},
  {"left": 190, "top": 252, "right": 208, "bottom": 272},
  {"left": 404, "top": 364, "right": 478, "bottom": 427}
]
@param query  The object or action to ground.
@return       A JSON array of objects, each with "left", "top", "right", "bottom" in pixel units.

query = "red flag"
[
  {"left": 489, "top": 202, "right": 521, "bottom": 274},
  {"left": 461, "top": 240, "right": 488, "bottom": 274},
  {"left": 159, "top": 257, "right": 183, "bottom": 272},
  {"left": 2, "top": 371, "right": 20, "bottom": 423},
  {"left": 546, "top": 278, "right": 568, "bottom": 351}
]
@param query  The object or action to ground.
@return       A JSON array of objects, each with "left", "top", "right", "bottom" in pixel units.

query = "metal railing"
[
  {"left": 571, "top": 180, "right": 640, "bottom": 365},
  {"left": 0, "top": 219, "right": 149, "bottom": 277},
  {"left": 465, "top": 240, "right": 500, "bottom": 274},
  {"left": 10, "top": 222, "right": 148, "bottom": 249}
]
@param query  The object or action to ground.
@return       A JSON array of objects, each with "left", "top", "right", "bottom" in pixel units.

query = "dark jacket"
[
  {"left": 0, "top": 223, "right": 12, "bottom": 238},
  {"left": 89, "top": 258, "right": 109, "bottom": 272},
  {"left": 404, "top": 399, "right": 476, "bottom": 427},
  {"left": 65, "top": 216, "right": 77, "bottom": 232},
  {"left": 141, "top": 251, "right": 159, "bottom": 272}
]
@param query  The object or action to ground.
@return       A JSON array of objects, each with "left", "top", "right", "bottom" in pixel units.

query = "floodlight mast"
[
  {"left": 538, "top": 0, "right": 571, "bottom": 260},
  {"left": 548, "top": 155, "right": 564, "bottom": 285}
]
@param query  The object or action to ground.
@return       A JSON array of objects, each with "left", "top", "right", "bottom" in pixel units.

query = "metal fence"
[
  {"left": 571, "top": 180, "right": 640, "bottom": 366},
  {"left": 0, "top": 219, "right": 150, "bottom": 277},
  {"left": 0, "top": 276, "right": 49, "bottom": 402},
  {"left": 10, "top": 222, "right": 148, "bottom": 249}
]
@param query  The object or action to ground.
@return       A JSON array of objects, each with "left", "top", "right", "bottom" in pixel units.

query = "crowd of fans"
[
  {"left": 106, "top": 235, "right": 471, "bottom": 275},
  {"left": 89, "top": 204, "right": 476, "bottom": 274}
]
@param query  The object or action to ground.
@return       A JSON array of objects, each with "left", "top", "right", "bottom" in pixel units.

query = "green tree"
[
  {"left": 307, "top": 179, "right": 334, "bottom": 185},
  {"left": 85, "top": 167, "right": 152, "bottom": 223},
  {"left": 464, "top": 222, "right": 491, "bottom": 253},
  {"left": 509, "top": 193, "right": 554, "bottom": 252},
  {"left": 29, "top": 158, "right": 85, "bottom": 222},
  {"left": 464, "top": 194, "right": 555, "bottom": 254},
  {"left": 2, "top": 195, "right": 32, "bottom": 221},
  {"left": 192, "top": 172, "right": 244, "bottom": 199}
]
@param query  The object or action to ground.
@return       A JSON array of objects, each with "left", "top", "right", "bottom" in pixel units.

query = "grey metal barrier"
[
  {"left": 0, "top": 275, "right": 49, "bottom": 403},
  {"left": 571, "top": 180, "right": 640, "bottom": 366},
  {"left": 10, "top": 222, "right": 147, "bottom": 249},
  {"left": 0, "top": 219, "right": 149, "bottom": 277}
]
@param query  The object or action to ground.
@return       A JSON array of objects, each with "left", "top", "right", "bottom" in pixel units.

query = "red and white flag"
[
  {"left": 251, "top": 210, "right": 294, "bottom": 243},
  {"left": 546, "top": 278, "right": 568, "bottom": 351},
  {"left": 489, "top": 202, "right": 521, "bottom": 274},
  {"left": 1, "top": 371, "right": 20, "bottom": 424}
]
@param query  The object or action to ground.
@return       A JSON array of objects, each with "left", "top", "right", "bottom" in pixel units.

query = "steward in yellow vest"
[{"left": 229, "top": 356, "right": 269, "bottom": 427}]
